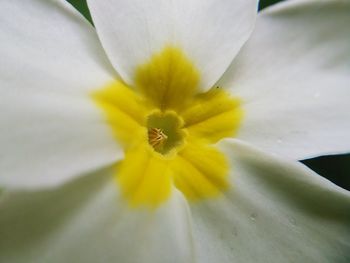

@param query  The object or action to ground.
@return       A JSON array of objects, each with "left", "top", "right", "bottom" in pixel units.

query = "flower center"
[
  {"left": 147, "top": 111, "right": 186, "bottom": 155},
  {"left": 91, "top": 46, "right": 243, "bottom": 208}
]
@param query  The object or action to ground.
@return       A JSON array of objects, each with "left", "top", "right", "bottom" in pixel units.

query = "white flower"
[{"left": 1, "top": 0, "right": 350, "bottom": 262}]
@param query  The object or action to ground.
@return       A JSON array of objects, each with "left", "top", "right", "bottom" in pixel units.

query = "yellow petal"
[
  {"left": 135, "top": 46, "right": 199, "bottom": 111},
  {"left": 91, "top": 81, "right": 149, "bottom": 149},
  {"left": 171, "top": 139, "right": 229, "bottom": 200},
  {"left": 181, "top": 88, "right": 243, "bottom": 143},
  {"left": 117, "top": 142, "right": 173, "bottom": 207}
]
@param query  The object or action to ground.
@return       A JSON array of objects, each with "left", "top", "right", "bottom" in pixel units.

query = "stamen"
[{"left": 148, "top": 128, "right": 168, "bottom": 149}]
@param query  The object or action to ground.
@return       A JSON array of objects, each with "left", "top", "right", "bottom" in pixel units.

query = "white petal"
[
  {"left": 190, "top": 139, "right": 350, "bottom": 263},
  {"left": 219, "top": 0, "right": 350, "bottom": 159},
  {"left": 0, "top": 167, "right": 194, "bottom": 263},
  {"left": 0, "top": 0, "right": 121, "bottom": 189},
  {"left": 87, "top": 0, "right": 257, "bottom": 89}
]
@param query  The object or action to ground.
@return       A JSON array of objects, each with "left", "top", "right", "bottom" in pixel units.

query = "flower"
[{"left": 0, "top": 0, "right": 350, "bottom": 262}]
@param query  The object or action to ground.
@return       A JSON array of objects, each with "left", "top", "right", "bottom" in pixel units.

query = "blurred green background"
[{"left": 67, "top": 0, "right": 350, "bottom": 191}]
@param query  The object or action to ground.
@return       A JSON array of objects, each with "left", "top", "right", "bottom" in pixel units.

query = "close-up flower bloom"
[{"left": 0, "top": 0, "right": 350, "bottom": 262}]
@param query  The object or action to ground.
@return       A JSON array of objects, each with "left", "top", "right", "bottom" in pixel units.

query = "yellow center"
[{"left": 92, "top": 46, "right": 243, "bottom": 208}]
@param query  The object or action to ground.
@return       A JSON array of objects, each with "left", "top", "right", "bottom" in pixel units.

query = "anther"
[{"left": 148, "top": 128, "right": 168, "bottom": 149}]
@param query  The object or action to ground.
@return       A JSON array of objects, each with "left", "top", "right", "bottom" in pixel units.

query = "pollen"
[{"left": 91, "top": 46, "right": 243, "bottom": 208}]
